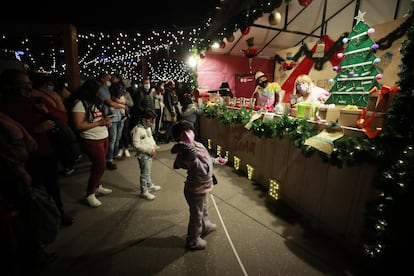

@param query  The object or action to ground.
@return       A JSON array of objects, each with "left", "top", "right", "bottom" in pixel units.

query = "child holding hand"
[{"left": 171, "top": 120, "right": 227, "bottom": 250}]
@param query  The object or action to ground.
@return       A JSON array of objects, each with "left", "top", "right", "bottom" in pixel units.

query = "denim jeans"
[
  {"left": 119, "top": 117, "right": 131, "bottom": 149},
  {"left": 107, "top": 120, "right": 124, "bottom": 162},
  {"left": 137, "top": 154, "right": 153, "bottom": 193}
]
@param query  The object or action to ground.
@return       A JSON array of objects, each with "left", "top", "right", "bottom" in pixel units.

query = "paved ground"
[{"left": 42, "top": 142, "right": 364, "bottom": 276}]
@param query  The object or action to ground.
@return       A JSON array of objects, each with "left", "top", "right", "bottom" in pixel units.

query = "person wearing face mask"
[
  {"left": 0, "top": 69, "right": 74, "bottom": 227},
  {"left": 31, "top": 72, "right": 81, "bottom": 176},
  {"left": 131, "top": 108, "right": 161, "bottom": 200},
  {"left": 139, "top": 78, "right": 156, "bottom": 115},
  {"left": 128, "top": 79, "right": 143, "bottom": 129},
  {"left": 294, "top": 74, "right": 330, "bottom": 104},
  {"left": 251, "top": 71, "right": 282, "bottom": 111},
  {"left": 31, "top": 73, "right": 66, "bottom": 112},
  {"left": 171, "top": 120, "right": 227, "bottom": 250},
  {"left": 97, "top": 72, "right": 126, "bottom": 170}
]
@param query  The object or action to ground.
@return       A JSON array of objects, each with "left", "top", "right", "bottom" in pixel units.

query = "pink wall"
[{"left": 197, "top": 53, "right": 275, "bottom": 97}]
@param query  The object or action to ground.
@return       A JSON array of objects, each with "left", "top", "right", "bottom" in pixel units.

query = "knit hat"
[
  {"left": 143, "top": 108, "right": 157, "bottom": 119},
  {"left": 304, "top": 124, "right": 344, "bottom": 155}
]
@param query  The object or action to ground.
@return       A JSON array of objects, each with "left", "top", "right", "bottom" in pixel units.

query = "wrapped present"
[
  {"left": 339, "top": 105, "right": 362, "bottom": 128},
  {"left": 296, "top": 102, "right": 319, "bottom": 119},
  {"left": 369, "top": 85, "right": 399, "bottom": 112},
  {"left": 366, "top": 111, "right": 387, "bottom": 131}
]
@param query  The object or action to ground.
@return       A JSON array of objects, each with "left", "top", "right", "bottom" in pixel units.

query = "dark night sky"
[{"left": 1, "top": 1, "right": 219, "bottom": 32}]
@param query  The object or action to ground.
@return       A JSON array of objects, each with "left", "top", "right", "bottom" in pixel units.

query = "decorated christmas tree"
[{"left": 326, "top": 11, "right": 382, "bottom": 107}]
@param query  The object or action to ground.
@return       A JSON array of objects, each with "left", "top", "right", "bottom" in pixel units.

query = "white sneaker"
[
  {"left": 124, "top": 149, "right": 131, "bottom": 157},
  {"left": 140, "top": 191, "right": 155, "bottom": 200},
  {"left": 96, "top": 185, "right": 112, "bottom": 195},
  {"left": 117, "top": 149, "right": 123, "bottom": 157},
  {"left": 149, "top": 184, "right": 161, "bottom": 192},
  {"left": 85, "top": 194, "right": 102, "bottom": 207}
]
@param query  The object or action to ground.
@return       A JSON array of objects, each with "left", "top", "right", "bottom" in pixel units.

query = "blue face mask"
[
  {"left": 144, "top": 84, "right": 150, "bottom": 90},
  {"left": 47, "top": 85, "right": 55, "bottom": 91}
]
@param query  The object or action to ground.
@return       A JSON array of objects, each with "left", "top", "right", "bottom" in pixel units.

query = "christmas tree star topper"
[{"left": 354, "top": 10, "right": 366, "bottom": 24}]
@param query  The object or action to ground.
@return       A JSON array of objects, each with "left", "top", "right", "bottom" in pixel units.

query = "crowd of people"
[
  {"left": 0, "top": 67, "right": 331, "bottom": 273},
  {"left": 0, "top": 68, "right": 206, "bottom": 274}
]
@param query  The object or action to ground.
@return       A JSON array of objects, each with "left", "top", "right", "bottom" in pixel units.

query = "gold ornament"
[
  {"left": 226, "top": 34, "right": 235, "bottom": 42},
  {"left": 269, "top": 10, "right": 282, "bottom": 25}
]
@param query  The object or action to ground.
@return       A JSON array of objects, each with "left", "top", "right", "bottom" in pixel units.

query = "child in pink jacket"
[{"left": 171, "top": 120, "right": 226, "bottom": 250}]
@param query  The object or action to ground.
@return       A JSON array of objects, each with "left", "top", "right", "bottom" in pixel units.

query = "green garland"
[
  {"left": 273, "top": 15, "right": 411, "bottom": 72},
  {"left": 274, "top": 32, "right": 349, "bottom": 71},
  {"left": 203, "top": 103, "right": 381, "bottom": 168},
  {"left": 360, "top": 3, "right": 414, "bottom": 274}
]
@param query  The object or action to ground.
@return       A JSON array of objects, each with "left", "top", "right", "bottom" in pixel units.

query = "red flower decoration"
[
  {"left": 243, "top": 48, "right": 257, "bottom": 58},
  {"left": 282, "top": 60, "right": 296, "bottom": 70}
]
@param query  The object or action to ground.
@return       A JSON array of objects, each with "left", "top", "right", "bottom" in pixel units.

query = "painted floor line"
[{"left": 211, "top": 194, "right": 248, "bottom": 276}]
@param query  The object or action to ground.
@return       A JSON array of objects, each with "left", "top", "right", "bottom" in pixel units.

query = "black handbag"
[{"left": 28, "top": 187, "right": 61, "bottom": 244}]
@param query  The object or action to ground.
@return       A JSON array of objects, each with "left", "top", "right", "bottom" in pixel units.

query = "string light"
[
  {"left": 246, "top": 164, "right": 254, "bottom": 180},
  {"left": 233, "top": 156, "right": 240, "bottom": 171},
  {"left": 0, "top": 26, "right": 206, "bottom": 81},
  {"left": 269, "top": 179, "right": 280, "bottom": 200},
  {"left": 216, "top": 145, "right": 222, "bottom": 157}
]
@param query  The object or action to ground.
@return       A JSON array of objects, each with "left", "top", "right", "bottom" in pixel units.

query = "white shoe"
[
  {"left": 149, "top": 184, "right": 161, "bottom": 192},
  {"left": 96, "top": 185, "right": 112, "bottom": 195},
  {"left": 124, "top": 149, "right": 131, "bottom": 157},
  {"left": 140, "top": 191, "right": 155, "bottom": 200},
  {"left": 117, "top": 149, "right": 123, "bottom": 157},
  {"left": 85, "top": 194, "right": 102, "bottom": 207}
]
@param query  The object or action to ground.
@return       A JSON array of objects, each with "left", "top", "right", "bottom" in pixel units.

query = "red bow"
[{"left": 358, "top": 85, "right": 399, "bottom": 138}]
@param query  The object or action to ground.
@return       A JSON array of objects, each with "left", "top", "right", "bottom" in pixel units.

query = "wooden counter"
[{"left": 197, "top": 114, "right": 377, "bottom": 252}]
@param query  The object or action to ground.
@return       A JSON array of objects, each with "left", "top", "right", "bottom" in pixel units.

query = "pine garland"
[
  {"left": 202, "top": 103, "right": 380, "bottom": 168},
  {"left": 360, "top": 3, "right": 414, "bottom": 274}
]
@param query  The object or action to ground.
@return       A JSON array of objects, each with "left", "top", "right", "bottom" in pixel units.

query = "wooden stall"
[{"left": 197, "top": 114, "right": 378, "bottom": 252}]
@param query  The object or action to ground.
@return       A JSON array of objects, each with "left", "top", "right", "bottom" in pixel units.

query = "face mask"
[
  {"left": 297, "top": 83, "right": 309, "bottom": 93},
  {"left": 106, "top": 81, "right": 111, "bottom": 87},
  {"left": 259, "top": 81, "right": 268, "bottom": 88},
  {"left": 144, "top": 84, "right": 150, "bottom": 90},
  {"left": 47, "top": 85, "right": 54, "bottom": 91},
  {"left": 182, "top": 130, "right": 195, "bottom": 144}
]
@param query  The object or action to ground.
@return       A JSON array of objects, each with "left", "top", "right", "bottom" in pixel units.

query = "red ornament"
[
  {"left": 243, "top": 48, "right": 257, "bottom": 58},
  {"left": 298, "top": 0, "right": 313, "bottom": 6},
  {"left": 241, "top": 26, "right": 250, "bottom": 35},
  {"left": 220, "top": 41, "right": 226, "bottom": 49},
  {"left": 199, "top": 53, "right": 206, "bottom": 59}
]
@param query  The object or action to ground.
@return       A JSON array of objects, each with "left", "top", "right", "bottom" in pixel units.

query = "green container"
[{"left": 296, "top": 102, "right": 319, "bottom": 119}]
